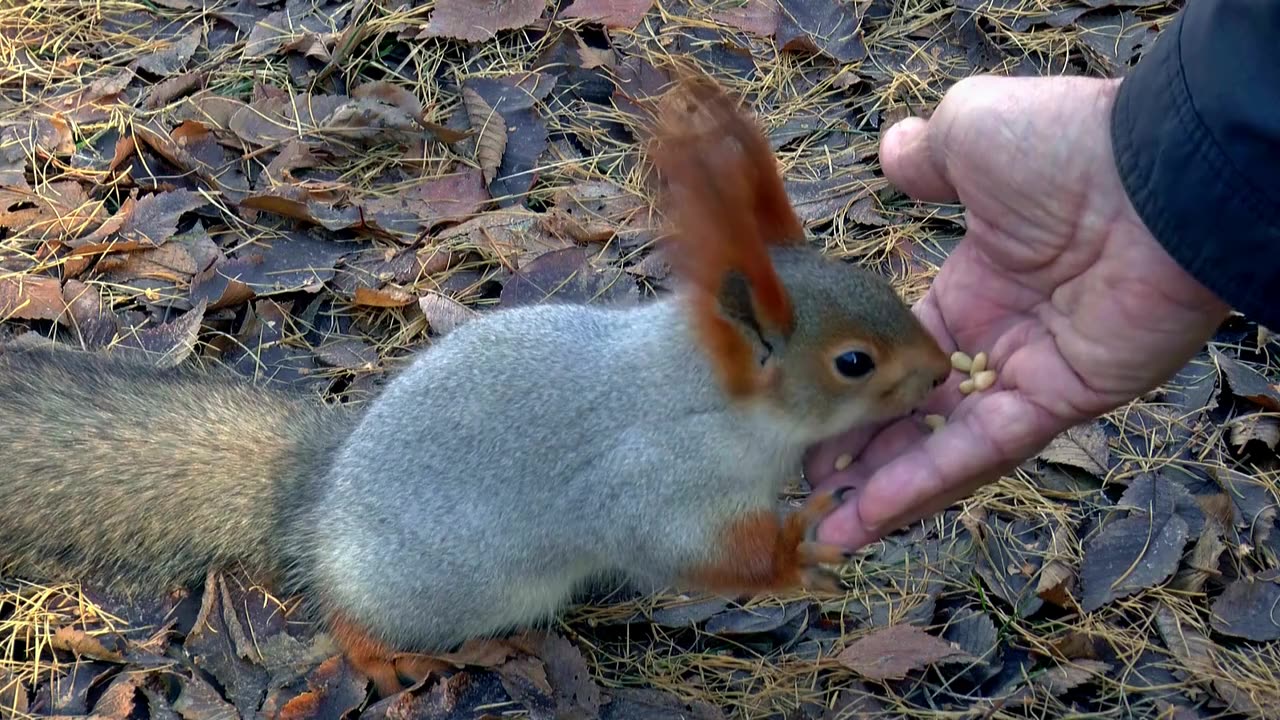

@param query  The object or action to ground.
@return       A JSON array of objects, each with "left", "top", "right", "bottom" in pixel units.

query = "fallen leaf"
[
  {"left": 1037, "top": 421, "right": 1111, "bottom": 476},
  {"left": 419, "top": 292, "right": 478, "bottom": 336},
  {"left": 777, "top": 0, "right": 867, "bottom": 63},
  {"left": 1173, "top": 522, "right": 1226, "bottom": 593},
  {"left": 115, "top": 189, "right": 208, "bottom": 247},
  {"left": 1079, "top": 504, "right": 1189, "bottom": 612},
  {"left": 143, "top": 71, "right": 206, "bottom": 109},
  {"left": 836, "top": 624, "right": 974, "bottom": 681},
  {"left": 1031, "top": 659, "right": 1111, "bottom": 694},
  {"left": 313, "top": 338, "right": 378, "bottom": 370},
  {"left": 0, "top": 181, "right": 104, "bottom": 239},
  {"left": 1210, "top": 572, "right": 1280, "bottom": 641},
  {"left": 0, "top": 671, "right": 29, "bottom": 716},
  {"left": 1212, "top": 347, "right": 1280, "bottom": 411},
  {"left": 461, "top": 73, "right": 553, "bottom": 202},
  {"left": 112, "top": 300, "right": 207, "bottom": 368},
  {"left": 1212, "top": 466, "right": 1279, "bottom": 543},
  {"left": 559, "top": 0, "right": 654, "bottom": 29},
  {"left": 462, "top": 86, "right": 508, "bottom": 185},
  {"left": 275, "top": 655, "right": 367, "bottom": 720},
  {"left": 1228, "top": 413, "right": 1280, "bottom": 451},
  {"left": 184, "top": 573, "right": 270, "bottom": 716},
  {"left": 713, "top": 0, "right": 780, "bottom": 36},
  {"left": 1073, "top": 10, "right": 1159, "bottom": 74},
  {"left": 418, "top": 0, "right": 549, "bottom": 42},
  {"left": 521, "top": 632, "right": 602, "bottom": 719},
  {"left": 973, "top": 516, "right": 1046, "bottom": 617},
  {"left": 500, "top": 246, "right": 636, "bottom": 307},
  {"left": 1156, "top": 603, "right": 1280, "bottom": 719},
  {"left": 40, "top": 68, "right": 134, "bottom": 123},
  {"left": 89, "top": 674, "right": 138, "bottom": 720},
  {"left": 649, "top": 597, "right": 731, "bottom": 628},
  {"left": 0, "top": 275, "right": 64, "bottom": 321},
  {"left": 353, "top": 285, "right": 416, "bottom": 307},
  {"left": 705, "top": 602, "right": 809, "bottom": 636},
  {"left": 600, "top": 688, "right": 726, "bottom": 720},
  {"left": 941, "top": 609, "right": 1000, "bottom": 681},
  {"left": 191, "top": 232, "right": 349, "bottom": 308},
  {"left": 49, "top": 626, "right": 125, "bottom": 663}
]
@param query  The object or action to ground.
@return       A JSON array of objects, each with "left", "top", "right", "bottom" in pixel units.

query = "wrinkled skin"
[{"left": 807, "top": 75, "right": 1231, "bottom": 549}]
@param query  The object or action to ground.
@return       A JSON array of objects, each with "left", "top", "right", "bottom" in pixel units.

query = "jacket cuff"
[{"left": 1110, "top": 3, "right": 1280, "bottom": 330}]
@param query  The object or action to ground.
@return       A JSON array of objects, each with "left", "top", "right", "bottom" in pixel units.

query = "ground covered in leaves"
[{"left": 2, "top": 0, "right": 1279, "bottom": 717}]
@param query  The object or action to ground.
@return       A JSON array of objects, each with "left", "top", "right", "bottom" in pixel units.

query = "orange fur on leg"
[
  {"left": 681, "top": 488, "right": 851, "bottom": 595},
  {"left": 327, "top": 613, "right": 406, "bottom": 697}
]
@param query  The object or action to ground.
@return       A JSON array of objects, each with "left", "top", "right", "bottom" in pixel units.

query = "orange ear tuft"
[{"left": 647, "top": 73, "right": 805, "bottom": 398}]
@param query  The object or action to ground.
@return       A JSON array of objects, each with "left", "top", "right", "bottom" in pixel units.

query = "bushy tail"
[{"left": 0, "top": 345, "right": 351, "bottom": 594}]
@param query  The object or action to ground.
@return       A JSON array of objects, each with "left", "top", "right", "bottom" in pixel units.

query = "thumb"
[{"left": 879, "top": 116, "right": 958, "bottom": 203}]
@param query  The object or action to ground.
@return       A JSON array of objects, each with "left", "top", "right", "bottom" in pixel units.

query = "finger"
[
  {"left": 879, "top": 117, "right": 958, "bottom": 204},
  {"left": 815, "top": 391, "right": 1054, "bottom": 549}
]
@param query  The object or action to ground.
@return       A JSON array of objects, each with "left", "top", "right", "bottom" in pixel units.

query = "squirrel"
[{"left": 0, "top": 74, "right": 951, "bottom": 696}]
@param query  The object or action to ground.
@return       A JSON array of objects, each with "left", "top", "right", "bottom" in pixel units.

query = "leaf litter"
[{"left": 1, "top": 0, "right": 1278, "bottom": 718}]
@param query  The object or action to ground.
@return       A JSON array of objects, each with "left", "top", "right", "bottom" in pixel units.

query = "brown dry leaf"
[
  {"left": 713, "top": 0, "right": 780, "bottom": 35},
  {"left": 1227, "top": 413, "right": 1280, "bottom": 451},
  {"left": 418, "top": 0, "right": 548, "bottom": 41},
  {"left": 49, "top": 626, "right": 125, "bottom": 663},
  {"left": 0, "top": 670, "right": 29, "bottom": 716},
  {"left": 1079, "top": 503, "right": 1189, "bottom": 613},
  {"left": 244, "top": 3, "right": 344, "bottom": 60},
  {"left": 1172, "top": 522, "right": 1225, "bottom": 593},
  {"left": 0, "top": 275, "right": 65, "bottom": 321},
  {"left": 40, "top": 69, "right": 134, "bottom": 123},
  {"left": 1155, "top": 603, "right": 1280, "bottom": 719},
  {"left": 106, "top": 189, "right": 208, "bottom": 248},
  {"left": 239, "top": 186, "right": 363, "bottom": 232},
  {"left": 777, "top": 0, "right": 867, "bottom": 63},
  {"left": 1031, "top": 659, "right": 1111, "bottom": 694},
  {"left": 313, "top": 338, "right": 378, "bottom": 370},
  {"left": 419, "top": 292, "right": 478, "bottom": 336},
  {"left": 559, "top": 0, "right": 654, "bottom": 28},
  {"left": 835, "top": 624, "right": 974, "bottom": 681},
  {"left": 1212, "top": 347, "right": 1280, "bottom": 411},
  {"left": 264, "top": 141, "right": 320, "bottom": 183},
  {"left": 90, "top": 674, "right": 138, "bottom": 719},
  {"left": 462, "top": 86, "right": 508, "bottom": 185},
  {"left": 143, "top": 71, "right": 206, "bottom": 109},
  {"left": 461, "top": 74, "right": 553, "bottom": 201},
  {"left": 516, "top": 631, "right": 602, "bottom": 718},
  {"left": 353, "top": 285, "right": 416, "bottom": 308},
  {"left": 1036, "top": 527, "right": 1078, "bottom": 609},
  {"left": 436, "top": 209, "right": 571, "bottom": 267},
  {"left": 1209, "top": 571, "right": 1280, "bottom": 641},
  {"left": 425, "top": 637, "right": 522, "bottom": 668},
  {"left": 275, "top": 655, "right": 367, "bottom": 720},
  {"left": 112, "top": 300, "right": 207, "bottom": 369},
  {"left": 62, "top": 279, "right": 118, "bottom": 348},
  {"left": 500, "top": 246, "right": 637, "bottom": 307},
  {"left": 1037, "top": 421, "right": 1111, "bottom": 476},
  {"left": 0, "top": 181, "right": 104, "bottom": 239}
]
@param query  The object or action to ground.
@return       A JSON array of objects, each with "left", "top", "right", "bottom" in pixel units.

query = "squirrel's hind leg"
[
  {"left": 680, "top": 488, "right": 854, "bottom": 595},
  {"left": 326, "top": 612, "right": 449, "bottom": 697}
]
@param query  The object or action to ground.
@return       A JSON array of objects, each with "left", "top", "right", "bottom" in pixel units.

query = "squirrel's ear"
[{"left": 647, "top": 71, "right": 805, "bottom": 397}]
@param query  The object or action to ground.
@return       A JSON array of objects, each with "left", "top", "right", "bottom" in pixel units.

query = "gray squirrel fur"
[{"left": 0, "top": 246, "right": 945, "bottom": 659}]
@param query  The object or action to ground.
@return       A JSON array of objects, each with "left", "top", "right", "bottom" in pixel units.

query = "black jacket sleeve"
[{"left": 1110, "top": 0, "right": 1280, "bottom": 331}]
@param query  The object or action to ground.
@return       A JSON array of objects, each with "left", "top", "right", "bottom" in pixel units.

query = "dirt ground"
[{"left": 1, "top": 0, "right": 1278, "bottom": 718}]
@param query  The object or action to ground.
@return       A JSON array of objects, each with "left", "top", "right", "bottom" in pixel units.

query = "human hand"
[{"left": 806, "top": 75, "right": 1231, "bottom": 550}]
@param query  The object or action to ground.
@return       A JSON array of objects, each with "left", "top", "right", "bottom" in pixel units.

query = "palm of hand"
[{"left": 807, "top": 75, "right": 1229, "bottom": 549}]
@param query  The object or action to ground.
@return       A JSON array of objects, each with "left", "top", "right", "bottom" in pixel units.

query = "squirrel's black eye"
[{"left": 834, "top": 350, "right": 875, "bottom": 379}]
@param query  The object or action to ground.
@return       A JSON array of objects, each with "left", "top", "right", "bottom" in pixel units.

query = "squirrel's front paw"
[
  {"left": 684, "top": 486, "right": 854, "bottom": 596},
  {"left": 786, "top": 487, "right": 854, "bottom": 593}
]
